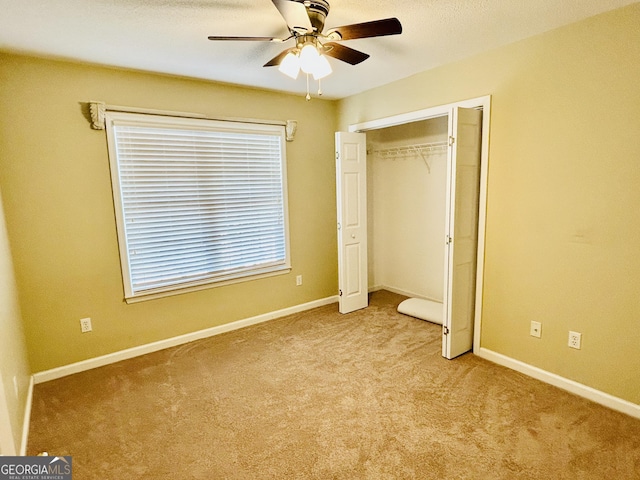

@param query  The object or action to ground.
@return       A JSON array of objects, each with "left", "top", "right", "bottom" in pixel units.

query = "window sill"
[{"left": 123, "top": 266, "right": 292, "bottom": 304}]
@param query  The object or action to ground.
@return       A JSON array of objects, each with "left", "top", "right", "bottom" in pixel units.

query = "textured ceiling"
[{"left": 0, "top": 0, "right": 636, "bottom": 99}]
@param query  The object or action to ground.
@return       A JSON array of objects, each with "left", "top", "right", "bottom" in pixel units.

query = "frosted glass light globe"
[{"left": 299, "top": 44, "right": 320, "bottom": 74}]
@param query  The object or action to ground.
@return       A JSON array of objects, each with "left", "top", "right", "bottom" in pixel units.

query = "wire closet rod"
[
  {"left": 368, "top": 140, "right": 448, "bottom": 173},
  {"left": 368, "top": 140, "right": 448, "bottom": 159}
]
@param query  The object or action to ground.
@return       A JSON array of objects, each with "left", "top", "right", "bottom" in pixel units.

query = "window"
[{"left": 105, "top": 112, "right": 290, "bottom": 301}]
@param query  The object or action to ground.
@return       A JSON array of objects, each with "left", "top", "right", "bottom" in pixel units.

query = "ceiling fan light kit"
[
  {"left": 311, "top": 55, "right": 332, "bottom": 80},
  {"left": 278, "top": 52, "right": 301, "bottom": 79},
  {"left": 208, "top": 0, "right": 402, "bottom": 100}
]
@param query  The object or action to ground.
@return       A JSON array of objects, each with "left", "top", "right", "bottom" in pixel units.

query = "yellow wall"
[
  {"left": 0, "top": 54, "right": 339, "bottom": 372},
  {"left": 338, "top": 4, "right": 640, "bottom": 404},
  {"left": 0, "top": 187, "right": 30, "bottom": 454}
]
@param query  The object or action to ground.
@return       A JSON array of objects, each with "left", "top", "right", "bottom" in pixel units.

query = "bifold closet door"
[
  {"left": 335, "top": 132, "right": 368, "bottom": 314},
  {"left": 443, "top": 107, "right": 483, "bottom": 359}
]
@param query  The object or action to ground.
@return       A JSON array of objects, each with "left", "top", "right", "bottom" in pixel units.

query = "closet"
[
  {"left": 367, "top": 116, "right": 449, "bottom": 305},
  {"left": 336, "top": 98, "right": 488, "bottom": 359}
]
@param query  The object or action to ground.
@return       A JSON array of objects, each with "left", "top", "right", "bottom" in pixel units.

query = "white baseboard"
[
  {"left": 31, "top": 298, "right": 638, "bottom": 421},
  {"left": 370, "top": 284, "right": 442, "bottom": 304},
  {"left": 20, "top": 376, "right": 34, "bottom": 455},
  {"left": 477, "top": 347, "right": 640, "bottom": 420},
  {"left": 33, "top": 295, "right": 338, "bottom": 384}
]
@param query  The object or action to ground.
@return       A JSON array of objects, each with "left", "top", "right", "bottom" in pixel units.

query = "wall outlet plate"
[
  {"left": 530, "top": 321, "right": 542, "bottom": 338},
  {"left": 296, "top": 275, "right": 303, "bottom": 286},
  {"left": 568, "top": 331, "right": 582, "bottom": 349},
  {"left": 80, "top": 317, "right": 92, "bottom": 333}
]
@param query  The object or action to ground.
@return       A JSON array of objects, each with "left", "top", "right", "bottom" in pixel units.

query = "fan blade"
[
  {"left": 208, "top": 36, "right": 283, "bottom": 42},
  {"left": 326, "top": 17, "right": 402, "bottom": 41},
  {"left": 322, "top": 42, "right": 370, "bottom": 65},
  {"left": 271, "top": 0, "right": 313, "bottom": 34},
  {"left": 264, "top": 48, "right": 297, "bottom": 67}
]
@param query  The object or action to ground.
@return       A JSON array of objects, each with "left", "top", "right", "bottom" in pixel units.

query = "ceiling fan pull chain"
[
  {"left": 306, "top": 74, "right": 311, "bottom": 101},
  {"left": 318, "top": 78, "right": 323, "bottom": 96}
]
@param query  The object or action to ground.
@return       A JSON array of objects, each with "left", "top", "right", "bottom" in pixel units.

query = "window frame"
[{"left": 104, "top": 111, "right": 291, "bottom": 303}]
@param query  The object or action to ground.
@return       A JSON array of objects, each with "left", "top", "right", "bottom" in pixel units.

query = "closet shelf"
[
  {"left": 368, "top": 140, "right": 448, "bottom": 173},
  {"left": 368, "top": 140, "right": 448, "bottom": 160}
]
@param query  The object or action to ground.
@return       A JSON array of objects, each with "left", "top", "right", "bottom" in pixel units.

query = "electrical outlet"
[
  {"left": 568, "top": 331, "right": 582, "bottom": 349},
  {"left": 296, "top": 275, "right": 303, "bottom": 286},
  {"left": 80, "top": 317, "right": 92, "bottom": 333},
  {"left": 530, "top": 321, "right": 542, "bottom": 338}
]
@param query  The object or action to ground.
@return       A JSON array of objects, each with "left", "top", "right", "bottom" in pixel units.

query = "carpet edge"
[
  {"left": 477, "top": 347, "right": 640, "bottom": 419},
  {"left": 32, "top": 295, "right": 339, "bottom": 385}
]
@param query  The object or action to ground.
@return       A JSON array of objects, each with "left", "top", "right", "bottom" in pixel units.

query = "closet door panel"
[
  {"left": 344, "top": 172, "right": 362, "bottom": 228},
  {"left": 345, "top": 243, "right": 364, "bottom": 296},
  {"left": 336, "top": 132, "right": 368, "bottom": 314},
  {"left": 443, "top": 107, "right": 483, "bottom": 359}
]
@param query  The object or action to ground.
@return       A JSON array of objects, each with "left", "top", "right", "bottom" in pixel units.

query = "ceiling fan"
[{"left": 207, "top": 0, "right": 402, "bottom": 98}]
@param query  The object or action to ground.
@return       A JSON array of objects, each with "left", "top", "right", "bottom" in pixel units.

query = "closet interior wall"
[{"left": 367, "top": 116, "right": 448, "bottom": 301}]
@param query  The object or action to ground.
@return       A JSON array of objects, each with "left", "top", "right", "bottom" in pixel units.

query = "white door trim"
[{"left": 348, "top": 95, "right": 491, "bottom": 354}]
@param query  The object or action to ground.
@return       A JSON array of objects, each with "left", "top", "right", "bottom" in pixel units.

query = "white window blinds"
[{"left": 105, "top": 112, "right": 290, "bottom": 300}]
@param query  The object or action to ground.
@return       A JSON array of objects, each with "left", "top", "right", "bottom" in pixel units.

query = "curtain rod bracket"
[
  {"left": 89, "top": 101, "right": 106, "bottom": 130},
  {"left": 285, "top": 120, "right": 297, "bottom": 142}
]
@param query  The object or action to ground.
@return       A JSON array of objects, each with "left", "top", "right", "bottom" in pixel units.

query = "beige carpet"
[{"left": 28, "top": 290, "right": 640, "bottom": 479}]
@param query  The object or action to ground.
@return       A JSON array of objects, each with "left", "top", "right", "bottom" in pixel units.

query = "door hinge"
[
  {"left": 443, "top": 326, "right": 450, "bottom": 335},
  {"left": 336, "top": 151, "right": 340, "bottom": 160},
  {"left": 446, "top": 235, "right": 453, "bottom": 244},
  {"left": 339, "top": 289, "right": 343, "bottom": 297},
  {"left": 448, "top": 136, "right": 455, "bottom": 146}
]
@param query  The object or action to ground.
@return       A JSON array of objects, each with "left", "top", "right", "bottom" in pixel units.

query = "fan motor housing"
[{"left": 298, "top": 0, "right": 330, "bottom": 33}]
